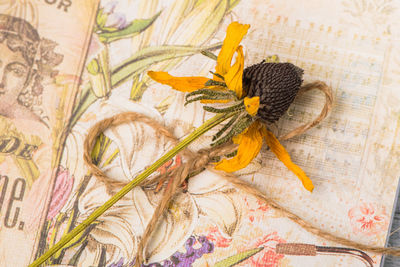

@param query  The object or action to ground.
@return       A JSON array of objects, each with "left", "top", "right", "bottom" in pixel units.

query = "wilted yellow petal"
[
  {"left": 216, "top": 22, "right": 250, "bottom": 76},
  {"left": 262, "top": 128, "right": 314, "bottom": 192},
  {"left": 244, "top": 96, "right": 260, "bottom": 116},
  {"left": 148, "top": 71, "right": 208, "bottom": 92},
  {"left": 215, "top": 122, "right": 263, "bottom": 172},
  {"left": 224, "top": 45, "right": 245, "bottom": 98}
]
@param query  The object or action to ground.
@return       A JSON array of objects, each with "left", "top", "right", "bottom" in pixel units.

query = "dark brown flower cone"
[{"left": 243, "top": 62, "right": 303, "bottom": 122}]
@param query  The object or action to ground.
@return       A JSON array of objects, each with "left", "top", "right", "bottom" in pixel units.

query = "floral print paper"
[{"left": 35, "top": 0, "right": 400, "bottom": 266}]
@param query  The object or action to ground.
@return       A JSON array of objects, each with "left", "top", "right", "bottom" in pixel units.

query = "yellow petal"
[
  {"left": 244, "top": 96, "right": 260, "bottom": 116},
  {"left": 262, "top": 128, "right": 314, "bottom": 192},
  {"left": 148, "top": 71, "right": 208, "bottom": 92},
  {"left": 215, "top": 122, "right": 263, "bottom": 172},
  {"left": 216, "top": 22, "right": 250, "bottom": 76},
  {"left": 224, "top": 45, "right": 245, "bottom": 98}
]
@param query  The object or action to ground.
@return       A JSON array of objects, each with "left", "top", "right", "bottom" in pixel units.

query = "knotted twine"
[{"left": 82, "top": 81, "right": 400, "bottom": 265}]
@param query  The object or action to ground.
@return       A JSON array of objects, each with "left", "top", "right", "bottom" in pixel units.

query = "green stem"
[
  {"left": 30, "top": 112, "right": 233, "bottom": 267},
  {"left": 98, "top": 45, "right": 112, "bottom": 97}
]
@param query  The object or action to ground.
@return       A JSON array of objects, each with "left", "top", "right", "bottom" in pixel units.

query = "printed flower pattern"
[
  {"left": 102, "top": 1, "right": 129, "bottom": 30},
  {"left": 206, "top": 226, "right": 232, "bottom": 248},
  {"left": 143, "top": 236, "right": 214, "bottom": 267},
  {"left": 240, "top": 232, "right": 285, "bottom": 267},
  {"left": 58, "top": 98, "right": 243, "bottom": 265},
  {"left": 348, "top": 202, "right": 388, "bottom": 236},
  {"left": 38, "top": 1, "right": 397, "bottom": 266},
  {"left": 341, "top": 0, "right": 400, "bottom": 37},
  {"left": 46, "top": 166, "right": 74, "bottom": 220},
  {"left": 109, "top": 257, "right": 125, "bottom": 267},
  {"left": 243, "top": 196, "right": 271, "bottom": 223}
]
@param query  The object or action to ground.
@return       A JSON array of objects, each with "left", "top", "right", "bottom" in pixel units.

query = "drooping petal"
[
  {"left": 244, "top": 96, "right": 260, "bottom": 116},
  {"left": 215, "top": 121, "right": 263, "bottom": 172},
  {"left": 224, "top": 45, "right": 245, "bottom": 98},
  {"left": 147, "top": 71, "right": 208, "bottom": 92},
  {"left": 216, "top": 22, "right": 249, "bottom": 76},
  {"left": 262, "top": 128, "right": 314, "bottom": 192}
]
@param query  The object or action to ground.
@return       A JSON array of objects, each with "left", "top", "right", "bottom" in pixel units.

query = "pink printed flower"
[
  {"left": 87, "top": 34, "right": 104, "bottom": 60},
  {"left": 244, "top": 196, "right": 271, "bottom": 222},
  {"left": 47, "top": 166, "right": 74, "bottom": 220},
  {"left": 206, "top": 226, "right": 232, "bottom": 248},
  {"left": 157, "top": 155, "right": 182, "bottom": 175},
  {"left": 101, "top": 1, "right": 129, "bottom": 30},
  {"left": 105, "top": 13, "right": 129, "bottom": 30},
  {"left": 348, "top": 202, "right": 388, "bottom": 236},
  {"left": 242, "top": 232, "right": 285, "bottom": 267},
  {"left": 256, "top": 199, "right": 270, "bottom": 212}
]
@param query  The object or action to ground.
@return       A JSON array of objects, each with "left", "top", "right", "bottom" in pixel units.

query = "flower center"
[{"left": 243, "top": 62, "right": 304, "bottom": 122}]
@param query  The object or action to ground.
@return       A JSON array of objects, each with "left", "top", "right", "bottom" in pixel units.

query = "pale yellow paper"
[{"left": 0, "top": 1, "right": 98, "bottom": 266}]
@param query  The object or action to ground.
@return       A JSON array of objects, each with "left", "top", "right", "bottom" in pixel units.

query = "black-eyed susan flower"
[{"left": 148, "top": 22, "right": 314, "bottom": 192}]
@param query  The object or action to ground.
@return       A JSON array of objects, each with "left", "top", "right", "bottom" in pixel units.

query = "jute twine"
[{"left": 82, "top": 81, "right": 400, "bottom": 265}]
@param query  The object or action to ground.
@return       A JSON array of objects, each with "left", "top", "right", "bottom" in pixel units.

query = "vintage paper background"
[
  {"left": 0, "top": 0, "right": 98, "bottom": 266},
  {"left": 34, "top": 0, "right": 400, "bottom": 266}
]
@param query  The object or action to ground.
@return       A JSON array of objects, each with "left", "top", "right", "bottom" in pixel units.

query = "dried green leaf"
[
  {"left": 96, "top": 8, "right": 107, "bottom": 28},
  {"left": 87, "top": 58, "right": 100, "bottom": 75},
  {"left": 99, "top": 11, "right": 161, "bottom": 43},
  {"left": 213, "top": 247, "right": 264, "bottom": 267}
]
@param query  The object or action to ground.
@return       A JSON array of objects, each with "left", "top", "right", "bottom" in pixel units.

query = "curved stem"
[{"left": 30, "top": 112, "right": 233, "bottom": 267}]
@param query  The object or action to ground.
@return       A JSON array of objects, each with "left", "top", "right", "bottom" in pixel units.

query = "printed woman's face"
[{"left": 0, "top": 43, "right": 29, "bottom": 101}]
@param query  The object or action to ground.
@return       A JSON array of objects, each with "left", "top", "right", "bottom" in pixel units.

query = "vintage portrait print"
[{"left": 0, "top": 14, "right": 63, "bottom": 125}]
